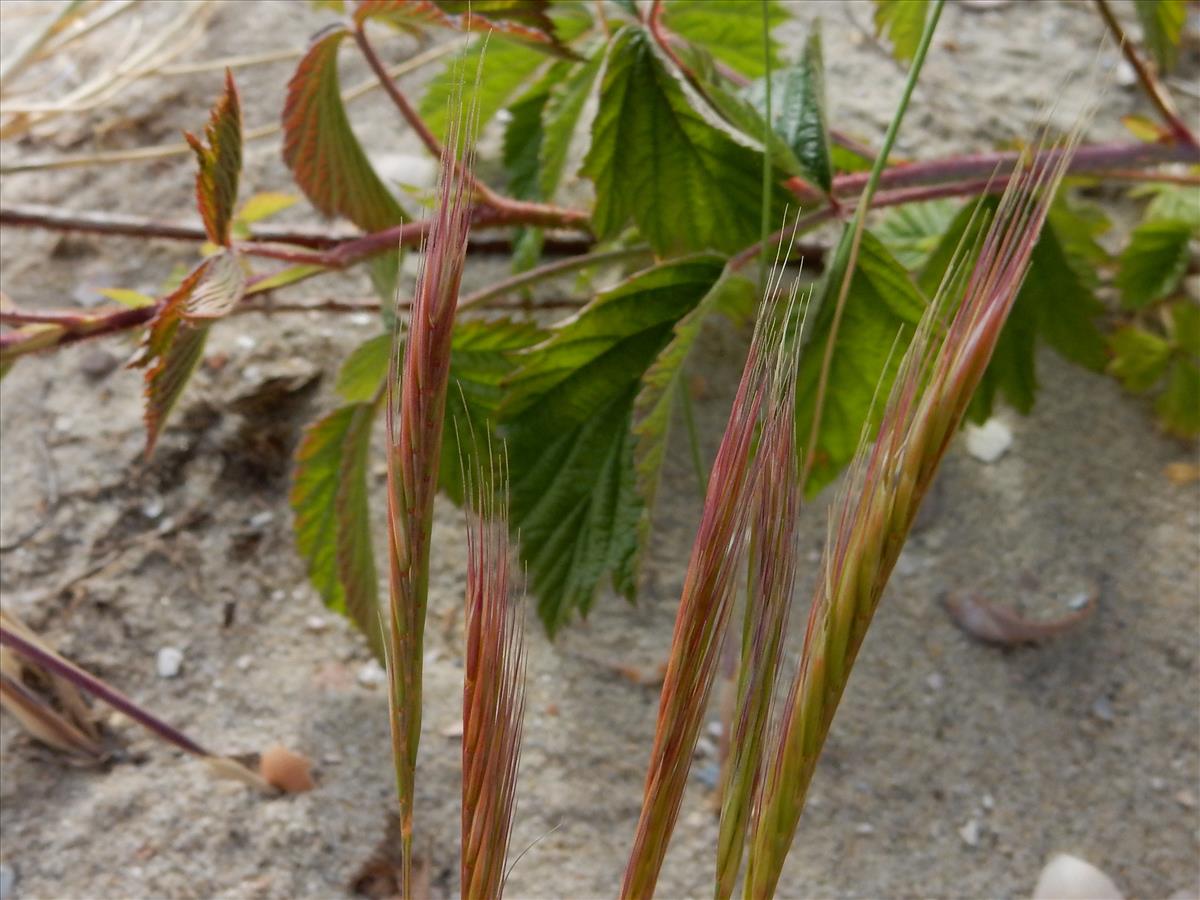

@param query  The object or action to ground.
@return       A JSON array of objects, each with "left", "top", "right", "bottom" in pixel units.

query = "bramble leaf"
[
  {"left": 582, "top": 28, "right": 787, "bottom": 256},
  {"left": 1134, "top": 0, "right": 1187, "bottom": 72},
  {"left": 663, "top": 0, "right": 787, "bottom": 79},
  {"left": 282, "top": 27, "right": 406, "bottom": 232},
  {"left": 742, "top": 26, "right": 833, "bottom": 191},
  {"left": 1116, "top": 218, "right": 1193, "bottom": 309},
  {"left": 357, "top": 0, "right": 576, "bottom": 56},
  {"left": 796, "top": 229, "right": 926, "bottom": 496},
  {"left": 291, "top": 402, "right": 384, "bottom": 659},
  {"left": 873, "top": 0, "right": 930, "bottom": 62},
  {"left": 1170, "top": 299, "right": 1200, "bottom": 357},
  {"left": 1108, "top": 326, "right": 1171, "bottom": 392},
  {"left": 336, "top": 332, "right": 391, "bottom": 403},
  {"left": 1156, "top": 357, "right": 1200, "bottom": 436},
  {"left": 181, "top": 249, "right": 246, "bottom": 321},
  {"left": 633, "top": 268, "right": 755, "bottom": 535},
  {"left": 502, "top": 82, "right": 551, "bottom": 201},
  {"left": 539, "top": 48, "right": 604, "bottom": 200},
  {"left": 1138, "top": 183, "right": 1200, "bottom": 228},
  {"left": 503, "top": 256, "right": 725, "bottom": 630},
  {"left": 185, "top": 70, "right": 241, "bottom": 247}
]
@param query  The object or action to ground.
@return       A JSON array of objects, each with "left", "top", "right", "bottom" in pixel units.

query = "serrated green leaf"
[
  {"left": 1156, "top": 356, "right": 1200, "bottom": 436},
  {"left": 290, "top": 402, "right": 384, "bottom": 658},
  {"left": 1170, "top": 300, "right": 1200, "bottom": 357},
  {"left": 796, "top": 229, "right": 926, "bottom": 495},
  {"left": 1138, "top": 182, "right": 1200, "bottom": 229},
  {"left": 633, "top": 268, "right": 755, "bottom": 530},
  {"left": 282, "top": 28, "right": 406, "bottom": 232},
  {"left": 1116, "top": 218, "right": 1193, "bottom": 309},
  {"left": 1135, "top": 0, "right": 1187, "bottom": 72},
  {"left": 582, "top": 27, "right": 787, "bottom": 256},
  {"left": 1022, "top": 219, "right": 1107, "bottom": 372},
  {"left": 875, "top": 199, "right": 959, "bottom": 269},
  {"left": 539, "top": 48, "right": 604, "bottom": 199},
  {"left": 663, "top": 0, "right": 787, "bottom": 79},
  {"left": 503, "top": 256, "right": 725, "bottom": 629},
  {"left": 873, "top": 0, "right": 930, "bottom": 62},
  {"left": 337, "top": 333, "right": 392, "bottom": 403},
  {"left": 1108, "top": 326, "right": 1172, "bottom": 392},
  {"left": 185, "top": 71, "right": 241, "bottom": 247},
  {"left": 742, "top": 26, "right": 833, "bottom": 191},
  {"left": 420, "top": 38, "right": 549, "bottom": 142},
  {"left": 503, "top": 83, "right": 550, "bottom": 200}
]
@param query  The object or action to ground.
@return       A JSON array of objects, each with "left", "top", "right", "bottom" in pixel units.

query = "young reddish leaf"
[
  {"left": 356, "top": 0, "right": 576, "bottom": 57},
  {"left": 182, "top": 249, "right": 246, "bottom": 321},
  {"left": 282, "top": 27, "right": 406, "bottom": 232},
  {"left": 291, "top": 402, "right": 385, "bottom": 659},
  {"left": 184, "top": 70, "right": 242, "bottom": 247}
]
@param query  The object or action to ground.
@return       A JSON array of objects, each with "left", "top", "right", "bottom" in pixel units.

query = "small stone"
[
  {"left": 1091, "top": 696, "right": 1115, "bottom": 723},
  {"left": 305, "top": 616, "right": 328, "bottom": 633},
  {"left": 1176, "top": 789, "right": 1196, "bottom": 809},
  {"left": 271, "top": 589, "right": 286, "bottom": 602},
  {"left": 248, "top": 511, "right": 274, "bottom": 529},
  {"left": 0, "top": 863, "right": 15, "bottom": 900},
  {"left": 926, "top": 672, "right": 945, "bottom": 692},
  {"left": 1151, "top": 776, "right": 1167, "bottom": 791},
  {"left": 440, "top": 721, "right": 464, "bottom": 738},
  {"left": 958, "top": 818, "right": 981, "bottom": 848},
  {"left": 694, "top": 736, "right": 717, "bottom": 759},
  {"left": 981, "top": 793, "right": 994, "bottom": 811},
  {"left": 259, "top": 745, "right": 315, "bottom": 793},
  {"left": 357, "top": 660, "right": 386, "bottom": 688},
  {"left": 141, "top": 496, "right": 164, "bottom": 519},
  {"left": 706, "top": 720, "right": 723, "bottom": 739},
  {"left": 79, "top": 349, "right": 120, "bottom": 380},
  {"left": 1032, "top": 853, "right": 1123, "bottom": 900},
  {"left": 156, "top": 647, "right": 184, "bottom": 679},
  {"left": 855, "top": 823, "right": 874, "bottom": 836},
  {"left": 1115, "top": 60, "right": 1137, "bottom": 88},
  {"left": 236, "top": 335, "right": 257, "bottom": 350},
  {"left": 964, "top": 419, "right": 1013, "bottom": 463},
  {"left": 235, "top": 655, "right": 253, "bottom": 671}
]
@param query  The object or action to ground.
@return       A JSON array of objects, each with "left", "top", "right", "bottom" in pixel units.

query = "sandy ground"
[{"left": 1, "top": 1, "right": 1198, "bottom": 898}]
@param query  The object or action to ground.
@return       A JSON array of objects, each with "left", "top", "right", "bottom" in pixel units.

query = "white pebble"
[
  {"left": 236, "top": 335, "right": 257, "bottom": 350},
  {"left": 964, "top": 419, "right": 1013, "bottom": 463},
  {"left": 156, "top": 647, "right": 184, "bottom": 678},
  {"left": 855, "top": 823, "right": 874, "bottom": 836},
  {"left": 235, "top": 655, "right": 253, "bottom": 671},
  {"left": 248, "top": 511, "right": 274, "bottom": 528},
  {"left": 1032, "top": 853, "right": 1123, "bottom": 900},
  {"left": 926, "top": 672, "right": 945, "bottom": 692},
  {"left": 141, "top": 496, "right": 164, "bottom": 519},
  {"left": 357, "top": 660, "right": 386, "bottom": 688},
  {"left": 981, "top": 793, "right": 994, "bottom": 811},
  {"left": 958, "top": 818, "right": 981, "bottom": 848},
  {"left": 305, "top": 616, "right": 328, "bottom": 633}
]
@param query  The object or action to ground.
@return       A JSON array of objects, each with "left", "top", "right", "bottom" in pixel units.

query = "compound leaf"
[
  {"left": 663, "top": 0, "right": 787, "bottom": 79},
  {"left": 1108, "top": 326, "right": 1171, "bottom": 393}
]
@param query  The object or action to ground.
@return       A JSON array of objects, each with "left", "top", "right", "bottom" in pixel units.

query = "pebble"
[
  {"left": 1032, "top": 853, "right": 1122, "bottom": 900},
  {"left": 357, "top": 660, "right": 386, "bottom": 688},
  {"left": 79, "top": 348, "right": 120, "bottom": 380},
  {"left": 964, "top": 419, "right": 1013, "bottom": 463},
  {"left": 1091, "top": 696, "right": 1115, "bottom": 723},
  {"left": 694, "top": 736, "right": 717, "bottom": 759},
  {"left": 141, "top": 496, "right": 164, "bottom": 519},
  {"left": 156, "top": 647, "right": 184, "bottom": 679},
  {"left": 926, "top": 672, "right": 945, "bottom": 692},
  {"left": 958, "top": 818, "right": 981, "bottom": 848},
  {"left": 981, "top": 793, "right": 994, "bottom": 811},
  {"left": 0, "top": 863, "right": 14, "bottom": 900},
  {"left": 248, "top": 511, "right": 274, "bottom": 529},
  {"left": 855, "top": 823, "right": 874, "bottom": 836},
  {"left": 1176, "top": 789, "right": 1196, "bottom": 809},
  {"left": 305, "top": 616, "right": 328, "bottom": 633},
  {"left": 235, "top": 655, "right": 254, "bottom": 671}
]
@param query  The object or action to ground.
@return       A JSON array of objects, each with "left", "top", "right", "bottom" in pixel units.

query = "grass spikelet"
[
  {"left": 622, "top": 257, "right": 803, "bottom": 900},
  {"left": 714, "top": 278, "right": 805, "bottom": 900},
  {"left": 461, "top": 448, "right": 526, "bottom": 900},
  {"left": 743, "top": 120, "right": 1089, "bottom": 899},
  {"left": 384, "top": 79, "right": 477, "bottom": 893}
]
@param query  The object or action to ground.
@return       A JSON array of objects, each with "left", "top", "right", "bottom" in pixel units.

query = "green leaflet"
[
  {"left": 875, "top": 199, "right": 959, "bottom": 269},
  {"left": 1156, "top": 357, "right": 1200, "bottom": 437},
  {"left": 795, "top": 229, "right": 927, "bottom": 497},
  {"left": 663, "top": 0, "right": 787, "bottom": 79},
  {"left": 1138, "top": 183, "right": 1200, "bottom": 228},
  {"left": 185, "top": 72, "right": 241, "bottom": 247},
  {"left": 872, "top": 0, "right": 930, "bottom": 62},
  {"left": 1134, "top": 0, "right": 1187, "bottom": 72},
  {"left": 290, "top": 402, "right": 384, "bottom": 660},
  {"left": 1116, "top": 218, "right": 1194, "bottom": 309},
  {"left": 419, "top": 37, "right": 549, "bottom": 142},
  {"left": 282, "top": 28, "right": 406, "bottom": 232},
  {"left": 582, "top": 28, "right": 787, "bottom": 256},
  {"left": 502, "top": 84, "right": 552, "bottom": 201},
  {"left": 336, "top": 332, "right": 391, "bottom": 403},
  {"left": 1108, "top": 326, "right": 1172, "bottom": 393},
  {"left": 632, "top": 268, "right": 757, "bottom": 538},
  {"left": 502, "top": 256, "right": 726, "bottom": 630},
  {"left": 919, "top": 196, "right": 1106, "bottom": 421},
  {"left": 1170, "top": 299, "right": 1200, "bottom": 357},
  {"left": 539, "top": 48, "right": 604, "bottom": 200},
  {"left": 742, "top": 26, "right": 833, "bottom": 191}
]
